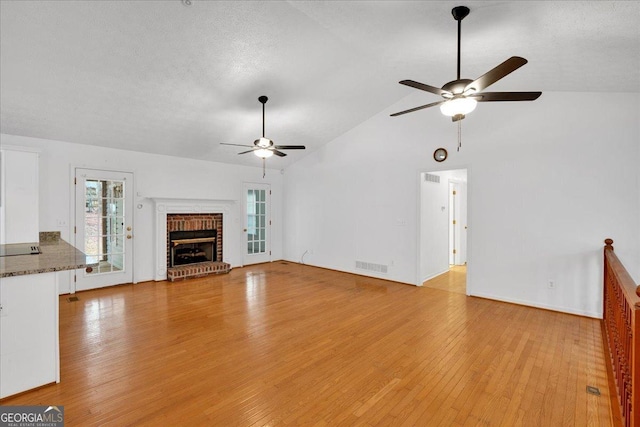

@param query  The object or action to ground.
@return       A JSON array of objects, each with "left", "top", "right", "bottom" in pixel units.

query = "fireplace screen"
[{"left": 169, "top": 230, "right": 217, "bottom": 267}]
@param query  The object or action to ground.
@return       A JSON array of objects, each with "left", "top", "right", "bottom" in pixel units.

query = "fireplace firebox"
[{"left": 169, "top": 229, "right": 217, "bottom": 267}]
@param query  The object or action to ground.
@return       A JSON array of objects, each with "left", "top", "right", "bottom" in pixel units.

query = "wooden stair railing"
[{"left": 603, "top": 238, "right": 640, "bottom": 427}]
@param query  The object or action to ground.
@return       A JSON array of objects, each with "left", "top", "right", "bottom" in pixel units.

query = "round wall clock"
[{"left": 433, "top": 148, "right": 448, "bottom": 162}]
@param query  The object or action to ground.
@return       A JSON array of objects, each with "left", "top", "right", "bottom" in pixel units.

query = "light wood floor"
[
  {"left": 2, "top": 262, "right": 613, "bottom": 426},
  {"left": 422, "top": 265, "right": 467, "bottom": 295}
]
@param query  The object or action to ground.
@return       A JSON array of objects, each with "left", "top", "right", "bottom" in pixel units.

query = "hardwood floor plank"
[{"left": 1, "top": 263, "right": 613, "bottom": 425}]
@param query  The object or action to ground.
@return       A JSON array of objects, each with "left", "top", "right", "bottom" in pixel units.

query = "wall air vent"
[
  {"left": 356, "top": 261, "right": 388, "bottom": 274},
  {"left": 424, "top": 173, "right": 440, "bottom": 183}
]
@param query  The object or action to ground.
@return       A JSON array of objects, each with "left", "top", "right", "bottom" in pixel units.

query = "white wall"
[
  {"left": 0, "top": 133, "right": 284, "bottom": 293},
  {"left": 283, "top": 91, "right": 640, "bottom": 318}
]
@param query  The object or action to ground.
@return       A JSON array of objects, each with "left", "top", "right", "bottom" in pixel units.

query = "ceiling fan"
[
  {"left": 391, "top": 5, "right": 541, "bottom": 122},
  {"left": 221, "top": 96, "right": 305, "bottom": 158}
]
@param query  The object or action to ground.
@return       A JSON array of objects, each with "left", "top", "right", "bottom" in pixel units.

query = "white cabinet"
[
  {"left": 0, "top": 272, "right": 59, "bottom": 398},
  {"left": 0, "top": 147, "right": 40, "bottom": 244}
]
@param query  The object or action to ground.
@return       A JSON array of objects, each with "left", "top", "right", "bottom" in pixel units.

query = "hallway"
[{"left": 423, "top": 265, "right": 467, "bottom": 295}]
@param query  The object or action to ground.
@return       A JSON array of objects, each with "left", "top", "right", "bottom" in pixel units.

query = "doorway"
[
  {"left": 242, "top": 183, "right": 271, "bottom": 265},
  {"left": 75, "top": 168, "right": 134, "bottom": 291},
  {"left": 419, "top": 168, "right": 468, "bottom": 293}
]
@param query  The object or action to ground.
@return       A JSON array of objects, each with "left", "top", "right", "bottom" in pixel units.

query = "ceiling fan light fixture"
[
  {"left": 463, "top": 87, "right": 477, "bottom": 96},
  {"left": 254, "top": 148, "right": 273, "bottom": 158},
  {"left": 256, "top": 137, "right": 272, "bottom": 148},
  {"left": 439, "top": 97, "right": 477, "bottom": 117}
]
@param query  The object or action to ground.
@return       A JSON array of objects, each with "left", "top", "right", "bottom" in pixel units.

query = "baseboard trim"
[
  {"left": 283, "top": 259, "right": 415, "bottom": 286},
  {"left": 470, "top": 291, "right": 602, "bottom": 319},
  {"left": 421, "top": 269, "right": 450, "bottom": 285}
]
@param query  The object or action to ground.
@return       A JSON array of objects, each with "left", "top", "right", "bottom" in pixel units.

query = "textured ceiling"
[{"left": 1, "top": 1, "right": 639, "bottom": 168}]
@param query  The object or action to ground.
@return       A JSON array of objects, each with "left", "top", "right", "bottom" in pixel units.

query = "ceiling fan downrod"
[
  {"left": 452, "top": 6, "right": 470, "bottom": 81},
  {"left": 259, "top": 95, "right": 268, "bottom": 138}
]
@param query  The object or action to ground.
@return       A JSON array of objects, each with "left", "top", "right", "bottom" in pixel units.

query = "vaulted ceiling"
[{"left": 1, "top": 1, "right": 638, "bottom": 168}]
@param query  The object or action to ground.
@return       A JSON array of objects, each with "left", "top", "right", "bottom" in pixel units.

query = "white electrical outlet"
[
  {"left": 548, "top": 280, "right": 555, "bottom": 289},
  {"left": 56, "top": 219, "right": 68, "bottom": 227}
]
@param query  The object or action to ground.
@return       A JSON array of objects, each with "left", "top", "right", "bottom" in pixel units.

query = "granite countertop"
[{"left": 0, "top": 236, "right": 92, "bottom": 278}]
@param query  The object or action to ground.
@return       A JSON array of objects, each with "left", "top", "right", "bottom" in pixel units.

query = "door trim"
[
  {"left": 242, "top": 182, "right": 271, "bottom": 266},
  {"left": 72, "top": 166, "right": 135, "bottom": 292},
  {"left": 416, "top": 166, "right": 472, "bottom": 294}
]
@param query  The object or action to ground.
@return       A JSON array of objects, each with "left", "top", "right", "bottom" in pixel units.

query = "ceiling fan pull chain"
[
  {"left": 457, "top": 120, "right": 462, "bottom": 151},
  {"left": 262, "top": 158, "right": 266, "bottom": 179}
]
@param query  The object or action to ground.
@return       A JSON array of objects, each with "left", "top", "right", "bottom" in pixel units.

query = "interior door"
[
  {"left": 243, "top": 183, "right": 271, "bottom": 265},
  {"left": 75, "top": 168, "right": 134, "bottom": 291}
]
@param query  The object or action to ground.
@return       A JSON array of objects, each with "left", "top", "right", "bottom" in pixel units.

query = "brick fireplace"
[
  {"left": 165, "top": 213, "right": 230, "bottom": 281},
  {"left": 152, "top": 198, "right": 234, "bottom": 282}
]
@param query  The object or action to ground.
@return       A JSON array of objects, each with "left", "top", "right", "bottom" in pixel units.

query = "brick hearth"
[{"left": 167, "top": 261, "right": 230, "bottom": 282}]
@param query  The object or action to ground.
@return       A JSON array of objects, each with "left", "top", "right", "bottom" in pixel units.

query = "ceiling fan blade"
[
  {"left": 274, "top": 145, "right": 305, "bottom": 150},
  {"left": 465, "top": 56, "right": 528, "bottom": 93},
  {"left": 390, "top": 100, "right": 445, "bottom": 117},
  {"left": 237, "top": 149, "right": 256, "bottom": 155},
  {"left": 221, "top": 143, "right": 254, "bottom": 148},
  {"left": 399, "top": 80, "right": 450, "bottom": 97},
  {"left": 272, "top": 149, "right": 287, "bottom": 157},
  {"left": 473, "top": 91, "right": 542, "bottom": 102}
]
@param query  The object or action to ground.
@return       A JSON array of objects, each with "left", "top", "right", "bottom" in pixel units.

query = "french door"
[
  {"left": 75, "top": 169, "right": 134, "bottom": 291},
  {"left": 242, "top": 183, "right": 271, "bottom": 265}
]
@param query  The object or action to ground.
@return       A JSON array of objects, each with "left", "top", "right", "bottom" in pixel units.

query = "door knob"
[
  {"left": 127, "top": 226, "right": 132, "bottom": 231},
  {"left": 127, "top": 234, "right": 132, "bottom": 239}
]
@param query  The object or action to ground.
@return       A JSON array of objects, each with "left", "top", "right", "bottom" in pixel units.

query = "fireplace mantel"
[
  {"left": 151, "top": 197, "right": 236, "bottom": 212},
  {"left": 152, "top": 198, "right": 236, "bottom": 281}
]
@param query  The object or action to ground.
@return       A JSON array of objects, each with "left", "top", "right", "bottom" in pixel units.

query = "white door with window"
[
  {"left": 243, "top": 183, "right": 271, "bottom": 265},
  {"left": 75, "top": 169, "right": 134, "bottom": 291}
]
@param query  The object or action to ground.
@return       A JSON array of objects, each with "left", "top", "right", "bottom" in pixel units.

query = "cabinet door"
[
  {"left": 0, "top": 149, "right": 39, "bottom": 244},
  {"left": 0, "top": 272, "right": 58, "bottom": 398}
]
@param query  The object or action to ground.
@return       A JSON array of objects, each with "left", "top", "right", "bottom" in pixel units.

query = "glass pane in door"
[{"left": 84, "top": 179, "right": 126, "bottom": 274}]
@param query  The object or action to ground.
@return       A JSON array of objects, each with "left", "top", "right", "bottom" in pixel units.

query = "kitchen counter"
[
  {"left": 0, "top": 232, "right": 93, "bottom": 398},
  {"left": 0, "top": 238, "right": 91, "bottom": 278}
]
